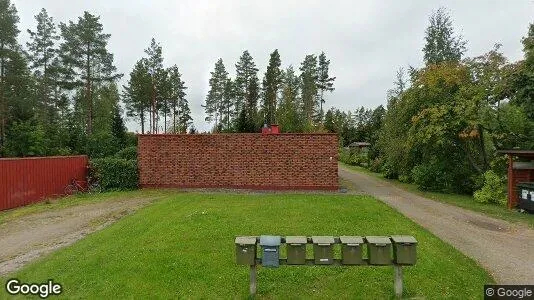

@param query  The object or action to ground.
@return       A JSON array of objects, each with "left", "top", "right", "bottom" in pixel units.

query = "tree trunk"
[
  {"left": 0, "top": 42, "right": 5, "bottom": 148},
  {"left": 86, "top": 48, "right": 92, "bottom": 135},
  {"left": 140, "top": 108, "right": 145, "bottom": 134},
  {"left": 173, "top": 101, "right": 177, "bottom": 134},
  {"left": 478, "top": 125, "right": 489, "bottom": 170},
  {"left": 151, "top": 80, "right": 156, "bottom": 133},
  {"left": 164, "top": 108, "right": 167, "bottom": 133}
]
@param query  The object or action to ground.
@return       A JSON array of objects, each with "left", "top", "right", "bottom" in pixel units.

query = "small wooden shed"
[
  {"left": 348, "top": 142, "right": 370, "bottom": 151},
  {"left": 499, "top": 150, "right": 534, "bottom": 208}
]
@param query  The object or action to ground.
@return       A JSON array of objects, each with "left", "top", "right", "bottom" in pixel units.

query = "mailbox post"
[{"left": 235, "top": 235, "right": 417, "bottom": 298}]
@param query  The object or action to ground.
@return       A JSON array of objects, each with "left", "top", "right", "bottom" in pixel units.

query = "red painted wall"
[
  {"left": 0, "top": 156, "right": 88, "bottom": 211},
  {"left": 138, "top": 134, "right": 338, "bottom": 190}
]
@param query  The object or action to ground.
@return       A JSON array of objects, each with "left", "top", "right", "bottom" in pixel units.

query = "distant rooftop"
[
  {"left": 498, "top": 150, "right": 534, "bottom": 159},
  {"left": 348, "top": 142, "right": 370, "bottom": 147}
]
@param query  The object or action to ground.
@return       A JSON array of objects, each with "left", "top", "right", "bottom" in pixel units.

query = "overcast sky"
[{"left": 12, "top": 0, "right": 534, "bottom": 132}]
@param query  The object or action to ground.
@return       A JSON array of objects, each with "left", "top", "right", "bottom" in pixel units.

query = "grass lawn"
[
  {"left": 340, "top": 163, "right": 534, "bottom": 228},
  {"left": 1, "top": 191, "right": 492, "bottom": 299}
]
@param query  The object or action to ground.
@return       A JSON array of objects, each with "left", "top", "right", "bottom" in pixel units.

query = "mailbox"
[
  {"left": 390, "top": 236, "right": 417, "bottom": 265},
  {"left": 260, "top": 235, "right": 281, "bottom": 267},
  {"left": 312, "top": 236, "right": 335, "bottom": 265},
  {"left": 517, "top": 182, "right": 534, "bottom": 212},
  {"left": 365, "top": 236, "right": 392, "bottom": 265},
  {"left": 286, "top": 236, "right": 307, "bottom": 265},
  {"left": 339, "top": 236, "right": 364, "bottom": 265},
  {"left": 235, "top": 236, "right": 257, "bottom": 265}
]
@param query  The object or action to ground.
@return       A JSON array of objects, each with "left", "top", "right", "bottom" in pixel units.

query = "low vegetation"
[
  {"left": 1, "top": 192, "right": 492, "bottom": 298},
  {"left": 341, "top": 163, "right": 534, "bottom": 228}
]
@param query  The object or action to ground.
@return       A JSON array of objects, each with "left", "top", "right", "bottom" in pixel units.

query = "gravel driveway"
[
  {"left": 340, "top": 166, "right": 534, "bottom": 284},
  {"left": 0, "top": 197, "right": 156, "bottom": 276}
]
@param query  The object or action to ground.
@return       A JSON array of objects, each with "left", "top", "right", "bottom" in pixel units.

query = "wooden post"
[
  {"left": 250, "top": 264, "right": 257, "bottom": 297},
  {"left": 507, "top": 154, "right": 514, "bottom": 209},
  {"left": 394, "top": 265, "right": 403, "bottom": 298}
]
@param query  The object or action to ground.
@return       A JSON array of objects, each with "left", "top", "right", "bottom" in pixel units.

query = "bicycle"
[{"left": 64, "top": 178, "right": 102, "bottom": 195}]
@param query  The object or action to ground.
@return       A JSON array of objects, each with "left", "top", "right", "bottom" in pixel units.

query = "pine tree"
[
  {"left": 204, "top": 58, "right": 227, "bottom": 132},
  {"left": 277, "top": 66, "right": 303, "bottom": 132},
  {"left": 386, "top": 67, "right": 407, "bottom": 109},
  {"left": 261, "top": 49, "right": 282, "bottom": 125},
  {"left": 111, "top": 103, "right": 127, "bottom": 147},
  {"left": 167, "top": 65, "right": 190, "bottom": 133},
  {"left": 423, "top": 7, "right": 467, "bottom": 65},
  {"left": 26, "top": 8, "right": 60, "bottom": 119},
  {"left": 144, "top": 38, "right": 165, "bottom": 133},
  {"left": 0, "top": 0, "right": 20, "bottom": 149},
  {"left": 316, "top": 52, "right": 335, "bottom": 121},
  {"left": 59, "top": 11, "right": 121, "bottom": 135},
  {"left": 299, "top": 54, "right": 318, "bottom": 128},
  {"left": 234, "top": 50, "right": 259, "bottom": 126},
  {"left": 93, "top": 82, "right": 120, "bottom": 135},
  {"left": 122, "top": 59, "right": 151, "bottom": 134},
  {"left": 220, "top": 78, "right": 235, "bottom": 132}
]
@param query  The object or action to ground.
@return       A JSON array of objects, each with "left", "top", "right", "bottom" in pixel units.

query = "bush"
[
  {"left": 86, "top": 132, "right": 120, "bottom": 158},
  {"left": 473, "top": 170, "right": 507, "bottom": 206},
  {"left": 115, "top": 146, "right": 137, "bottom": 160},
  {"left": 90, "top": 158, "right": 138, "bottom": 191},
  {"left": 349, "top": 153, "right": 367, "bottom": 167},
  {"left": 339, "top": 148, "right": 352, "bottom": 164},
  {"left": 369, "top": 158, "right": 384, "bottom": 173}
]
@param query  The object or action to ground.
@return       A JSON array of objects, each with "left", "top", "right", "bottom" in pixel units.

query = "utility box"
[
  {"left": 339, "top": 236, "right": 364, "bottom": 265},
  {"left": 235, "top": 236, "right": 257, "bottom": 265},
  {"left": 517, "top": 182, "right": 534, "bottom": 213},
  {"left": 286, "top": 236, "right": 307, "bottom": 265},
  {"left": 260, "top": 235, "right": 281, "bottom": 267},
  {"left": 312, "top": 236, "right": 335, "bottom": 265},
  {"left": 366, "top": 236, "right": 392, "bottom": 265},
  {"left": 390, "top": 236, "right": 417, "bottom": 265}
]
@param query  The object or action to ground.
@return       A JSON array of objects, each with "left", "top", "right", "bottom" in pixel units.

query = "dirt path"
[
  {"left": 339, "top": 166, "right": 534, "bottom": 284},
  {"left": 0, "top": 197, "right": 156, "bottom": 276}
]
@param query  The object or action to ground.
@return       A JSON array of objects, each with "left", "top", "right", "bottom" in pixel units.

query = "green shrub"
[
  {"left": 398, "top": 174, "right": 412, "bottom": 183},
  {"left": 90, "top": 158, "right": 138, "bottom": 191},
  {"left": 473, "top": 170, "right": 507, "bottom": 206},
  {"left": 369, "top": 157, "right": 384, "bottom": 173},
  {"left": 86, "top": 132, "right": 120, "bottom": 158},
  {"left": 338, "top": 148, "right": 352, "bottom": 164},
  {"left": 349, "top": 153, "right": 367, "bottom": 167},
  {"left": 115, "top": 146, "right": 137, "bottom": 160}
]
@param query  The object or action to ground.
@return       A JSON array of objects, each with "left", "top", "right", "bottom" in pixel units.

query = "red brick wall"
[{"left": 138, "top": 134, "right": 338, "bottom": 190}]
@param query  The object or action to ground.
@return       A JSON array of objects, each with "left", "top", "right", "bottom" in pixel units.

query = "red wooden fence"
[{"left": 0, "top": 156, "right": 88, "bottom": 211}]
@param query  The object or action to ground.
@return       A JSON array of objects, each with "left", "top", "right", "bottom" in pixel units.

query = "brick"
[{"left": 138, "top": 133, "right": 339, "bottom": 190}]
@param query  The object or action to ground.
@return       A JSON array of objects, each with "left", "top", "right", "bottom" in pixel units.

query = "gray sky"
[{"left": 12, "top": 0, "right": 534, "bottom": 132}]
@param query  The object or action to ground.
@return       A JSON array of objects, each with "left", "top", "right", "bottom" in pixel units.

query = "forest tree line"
[
  {"left": 0, "top": 1, "right": 135, "bottom": 158},
  {"left": 335, "top": 8, "right": 534, "bottom": 201},
  {"left": 0, "top": 0, "right": 195, "bottom": 158},
  {"left": 202, "top": 50, "right": 335, "bottom": 133}
]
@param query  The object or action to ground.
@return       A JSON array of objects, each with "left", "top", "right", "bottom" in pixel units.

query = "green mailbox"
[
  {"left": 286, "top": 236, "right": 307, "bottom": 265},
  {"left": 235, "top": 236, "right": 257, "bottom": 265},
  {"left": 340, "top": 236, "right": 364, "bottom": 265},
  {"left": 312, "top": 236, "right": 335, "bottom": 265},
  {"left": 365, "top": 236, "right": 392, "bottom": 265},
  {"left": 391, "top": 235, "right": 417, "bottom": 265}
]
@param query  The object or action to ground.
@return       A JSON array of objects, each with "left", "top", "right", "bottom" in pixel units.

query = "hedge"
[
  {"left": 90, "top": 158, "right": 138, "bottom": 191},
  {"left": 115, "top": 146, "right": 137, "bottom": 160}
]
